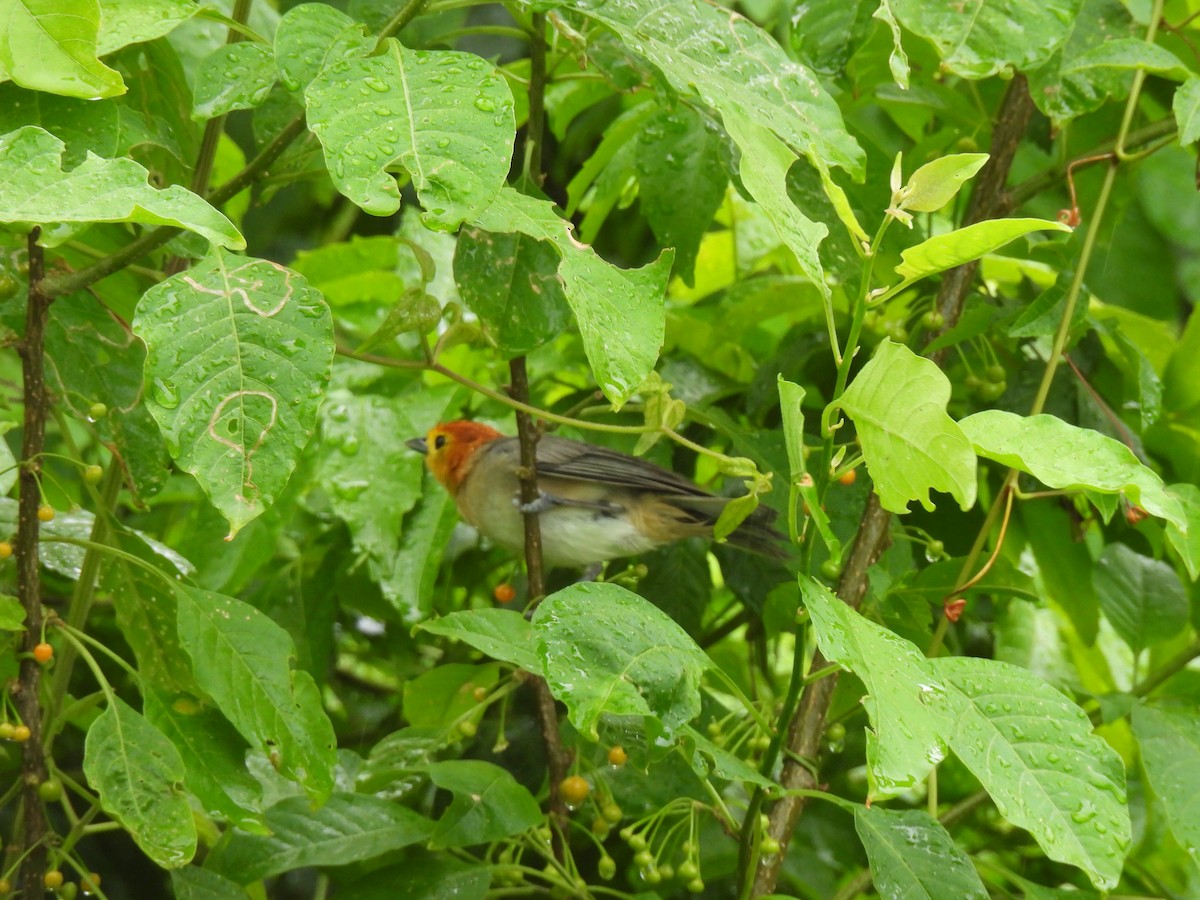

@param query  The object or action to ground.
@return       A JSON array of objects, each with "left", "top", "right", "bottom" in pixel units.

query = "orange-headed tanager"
[{"left": 406, "top": 420, "right": 786, "bottom": 568}]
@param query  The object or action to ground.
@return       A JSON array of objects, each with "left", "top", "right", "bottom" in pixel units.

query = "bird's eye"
[{"left": 434, "top": 434, "right": 447, "bottom": 450}]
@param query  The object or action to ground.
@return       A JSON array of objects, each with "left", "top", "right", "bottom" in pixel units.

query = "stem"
[
  {"left": 15, "top": 229, "right": 52, "bottom": 897},
  {"left": 377, "top": 0, "right": 431, "bottom": 44}
]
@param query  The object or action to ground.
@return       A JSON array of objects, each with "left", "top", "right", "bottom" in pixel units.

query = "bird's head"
[{"left": 406, "top": 420, "right": 503, "bottom": 492}]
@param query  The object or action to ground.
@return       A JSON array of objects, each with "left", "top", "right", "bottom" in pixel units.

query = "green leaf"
[
  {"left": 854, "top": 806, "right": 987, "bottom": 900},
  {"left": 1175, "top": 76, "right": 1200, "bottom": 146},
  {"left": 453, "top": 226, "right": 570, "bottom": 357},
  {"left": 801, "top": 577, "right": 948, "bottom": 799},
  {"left": 0, "top": 83, "right": 157, "bottom": 166},
  {"left": 100, "top": 530, "right": 195, "bottom": 692},
  {"left": 0, "top": 126, "right": 242, "bottom": 248},
  {"left": 319, "top": 390, "right": 422, "bottom": 574},
  {"left": 305, "top": 41, "right": 515, "bottom": 226},
  {"left": 0, "top": 424, "right": 15, "bottom": 497},
  {"left": 471, "top": 187, "right": 670, "bottom": 408},
  {"left": 402, "top": 663, "right": 500, "bottom": 729},
  {"left": 338, "top": 859, "right": 491, "bottom": 900},
  {"left": 837, "top": 340, "right": 977, "bottom": 514},
  {"left": 428, "top": 760, "right": 543, "bottom": 849},
  {"left": 873, "top": 0, "right": 910, "bottom": 89},
  {"left": 1165, "top": 483, "right": 1200, "bottom": 579},
  {"left": 959, "top": 410, "right": 1186, "bottom": 530},
  {"left": 0, "top": 595, "right": 25, "bottom": 631},
  {"left": 170, "top": 866, "right": 249, "bottom": 900},
  {"left": 1092, "top": 544, "right": 1188, "bottom": 654},
  {"left": 1132, "top": 702, "right": 1200, "bottom": 859},
  {"left": 0, "top": 0, "right": 124, "bottom": 99},
  {"left": 192, "top": 42, "right": 277, "bottom": 121},
  {"left": 932, "top": 657, "right": 1130, "bottom": 891},
  {"left": 562, "top": 0, "right": 862, "bottom": 174},
  {"left": 636, "top": 104, "right": 727, "bottom": 287},
  {"left": 722, "top": 108, "right": 829, "bottom": 298},
  {"left": 207, "top": 794, "right": 434, "bottom": 883},
  {"left": 417, "top": 609, "right": 540, "bottom": 672},
  {"left": 174, "top": 585, "right": 337, "bottom": 803},
  {"left": 134, "top": 250, "right": 333, "bottom": 536},
  {"left": 1065, "top": 39, "right": 1190, "bottom": 82},
  {"left": 83, "top": 697, "right": 197, "bottom": 868},
  {"left": 46, "top": 294, "right": 171, "bottom": 500},
  {"left": 144, "top": 692, "right": 266, "bottom": 834},
  {"left": 387, "top": 476, "right": 459, "bottom": 621},
  {"left": 97, "top": 0, "right": 201, "bottom": 56},
  {"left": 1026, "top": 0, "right": 1140, "bottom": 124},
  {"left": 274, "top": 3, "right": 372, "bottom": 94},
  {"left": 895, "top": 218, "right": 1071, "bottom": 282},
  {"left": 680, "top": 726, "right": 778, "bottom": 790},
  {"left": 532, "top": 582, "right": 711, "bottom": 739},
  {"left": 1164, "top": 305, "right": 1200, "bottom": 414},
  {"left": 897, "top": 153, "right": 989, "bottom": 214},
  {"left": 889, "top": 0, "right": 1081, "bottom": 79},
  {"left": 778, "top": 377, "right": 807, "bottom": 482}
]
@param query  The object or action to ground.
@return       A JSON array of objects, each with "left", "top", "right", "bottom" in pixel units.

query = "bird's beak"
[{"left": 405, "top": 437, "right": 428, "bottom": 454}]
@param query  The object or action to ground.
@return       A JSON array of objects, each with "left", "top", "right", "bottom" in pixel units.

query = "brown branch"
[
  {"left": 15, "top": 229, "right": 52, "bottom": 896},
  {"left": 508, "top": 357, "right": 570, "bottom": 857},
  {"left": 508, "top": 9, "right": 569, "bottom": 856},
  {"left": 750, "top": 76, "right": 1036, "bottom": 898}
]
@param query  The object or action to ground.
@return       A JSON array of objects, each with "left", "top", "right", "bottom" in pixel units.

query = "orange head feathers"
[{"left": 405, "top": 420, "right": 502, "bottom": 494}]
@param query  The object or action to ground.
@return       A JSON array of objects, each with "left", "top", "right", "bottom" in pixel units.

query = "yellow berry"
[
  {"left": 37, "top": 505, "right": 55, "bottom": 522},
  {"left": 43, "top": 870, "right": 63, "bottom": 889},
  {"left": 0, "top": 541, "right": 11, "bottom": 559}
]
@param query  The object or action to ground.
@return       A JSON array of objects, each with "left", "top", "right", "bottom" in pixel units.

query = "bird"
[{"left": 406, "top": 420, "right": 787, "bottom": 568}]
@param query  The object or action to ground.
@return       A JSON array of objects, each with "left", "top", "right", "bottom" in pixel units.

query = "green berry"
[
  {"left": 598, "top": 856, "right": 616, "bottom": 880},
  {"left": 678, "top": 860, "right": 699, "bottom": 881},
  {"left": 633, "top": 850, "right": 653, "bottom": 868},
  {"left": 761, "top": 837, "right": 782, "bottom": 855},
  {"left": 927, "top": 539, "right": 945, "bottom": 558},
  {"left": 37, "top": 778, "right": 63, "bottom": 802},
  {"left": 826, "top": 722, "right": 846, "bottom": 743},
  {"left": 0, "top": 275, "right": 18, "bottom": 300},
  {"left": 83, "top": 465, "right": 103, "bottom": 485},
  {"left": 820, "top": 558, "right": 841, "bottom": 581},
  {"left": 687, "top": 878, "right": 705, "bottom": 894},
  {"left": 985, "top": 364, "right": 1006, "bottom": 382},
  {"left": 921, "top": 310, "right": 944, "bottom": 329},
  {"left": 88, "top": 402, "right": 108, "bottom": 420}
]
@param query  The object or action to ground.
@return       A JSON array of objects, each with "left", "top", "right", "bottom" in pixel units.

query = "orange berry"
[
  {"left": 607, "top": 745, "right": 628, "bottom": 766},
  {"left": 12, "top": 724, "right": 31, "bottom": 742},
  {"left": 493, "top": 582, "right": 516, "bottom": 604},
  {"left": 37, "top": 504, "right": 55, "bottom": 522},
  {"left": 33, "top": 642, "right": 53, "bottom": 664},
  {"left": 0, "top": 541, "right": 10, "bottom": 559},
  {"left": 837, "top": 468, "right": 857, "bottom": 486},
  {"left": 559, "top": 775, "right": 590, "bottom": 806},
  {"left": 943, "top": 598, "right": 967, "bottom": 623}
]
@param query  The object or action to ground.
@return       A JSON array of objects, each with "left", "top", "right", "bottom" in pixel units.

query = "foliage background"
[{"left": 1, "top": 0, "right": 1200, "bottom": 898}]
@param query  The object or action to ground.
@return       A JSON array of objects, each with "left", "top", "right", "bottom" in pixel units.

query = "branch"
[
  {"left": 15, "top": 229, "right": 52, "bottom": 896},
  {"left": 509, "top": 11, "right": 570, "bottom": 860},
  {"left": 749, "top": 76, "right": 1036, "bottom": 898}
]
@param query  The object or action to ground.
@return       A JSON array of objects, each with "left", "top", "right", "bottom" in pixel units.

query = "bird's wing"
[{"left": 533, "top": 436, "right": 713, "bottom": 497}]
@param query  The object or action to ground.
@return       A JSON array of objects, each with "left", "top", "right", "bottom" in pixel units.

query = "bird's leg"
[
  {"left": 577, "top": 562, "right": 603, "bottom": 583},
  {"left": 516, "top": 491, "right": 560, "bottom": 515}
]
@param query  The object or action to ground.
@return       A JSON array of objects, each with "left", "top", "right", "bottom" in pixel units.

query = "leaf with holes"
[{"left": 133, "top": 250, "right": 333, "bottom": 535}]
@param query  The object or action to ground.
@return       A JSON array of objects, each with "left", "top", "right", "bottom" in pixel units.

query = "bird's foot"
[
  {"left": 516, "top": 491, "right": 558, "bottom": 515},
  {"left": 577, "top": 563, "right": 603, "bottom": 583}
]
